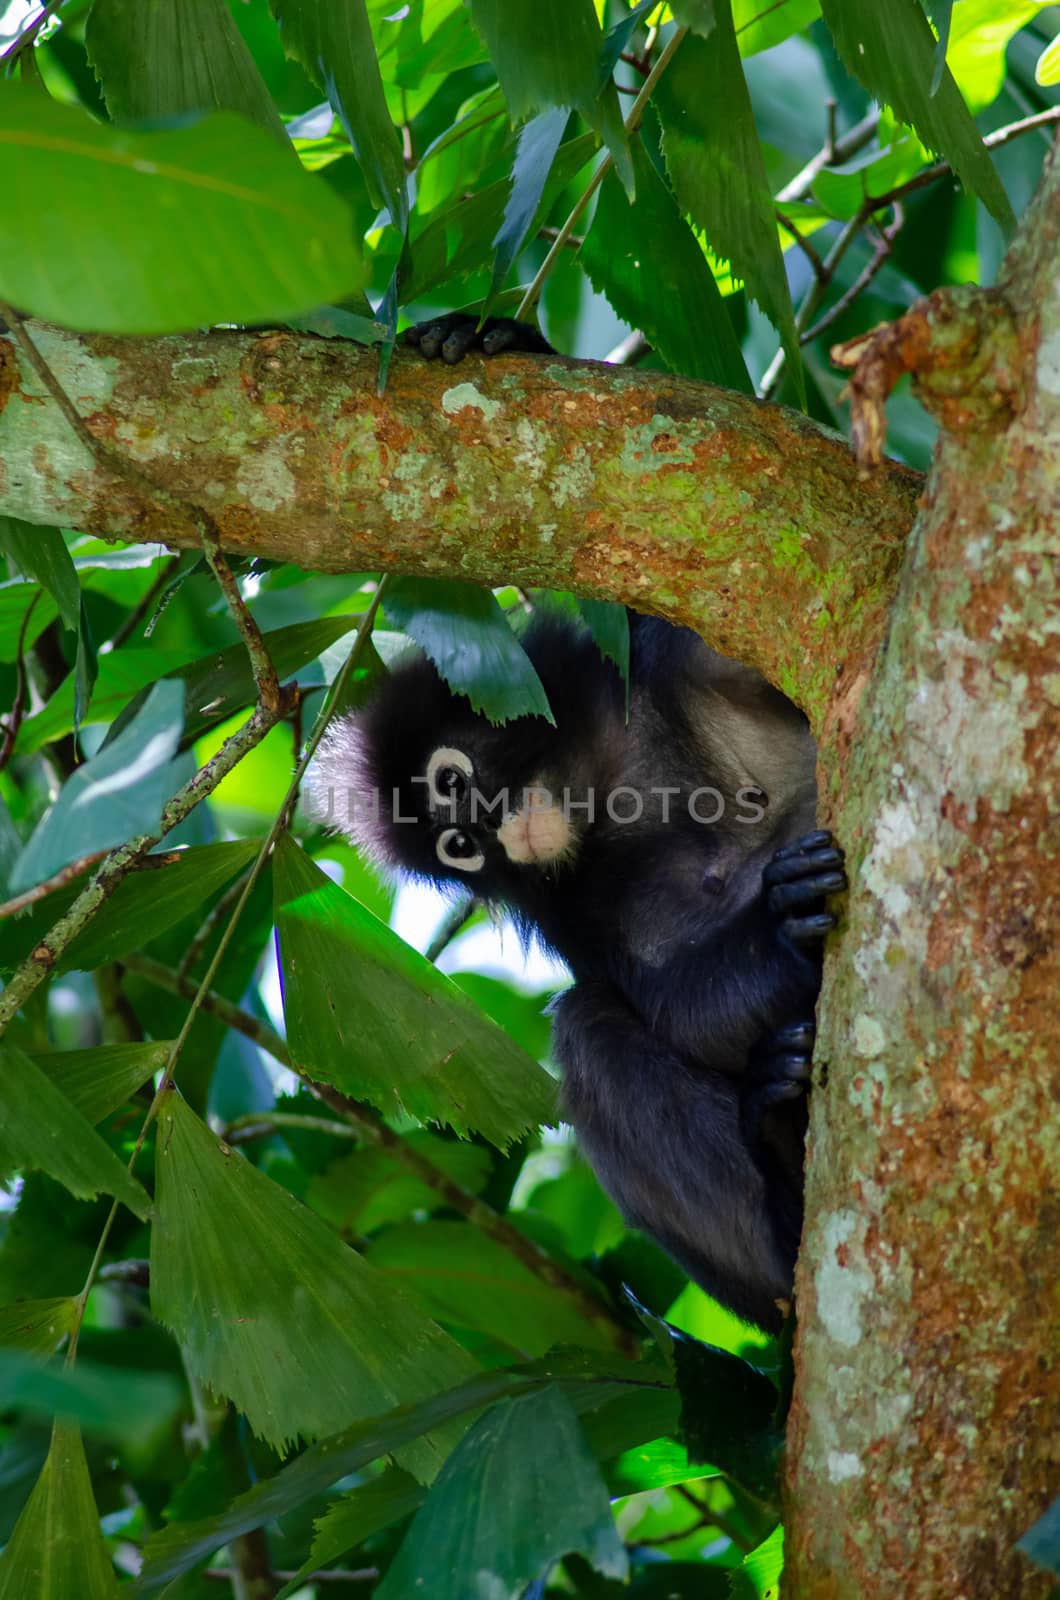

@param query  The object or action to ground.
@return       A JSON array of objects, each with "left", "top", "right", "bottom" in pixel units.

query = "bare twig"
[
  {"left": 0, "top": 849, "right": 111, "bottom": 919},
  {"left": 202, "top": 1569, "right": 377, "bottom": 1586},
  {"left": 424, "top": 895, "right": 479, "bottom": 962},
  {"left": 106, "top": 553, "right": 181, "bottom": 650}
]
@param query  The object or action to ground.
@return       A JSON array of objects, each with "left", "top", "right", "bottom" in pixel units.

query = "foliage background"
[{"left": 0, "top": 1, "right": 1057, "bottom": 1595}]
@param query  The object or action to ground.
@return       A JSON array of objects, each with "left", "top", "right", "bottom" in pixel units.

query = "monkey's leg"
[{"left": 553, "top": 978, "right": 798, "bottom": 1331}]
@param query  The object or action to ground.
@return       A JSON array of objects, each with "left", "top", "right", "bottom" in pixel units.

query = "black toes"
[
  {"left": 783, "top": 912, "right": 838, "bottom": 944},
  {"left": 404, "top": 313, "right": 553, "bottom": 364}
]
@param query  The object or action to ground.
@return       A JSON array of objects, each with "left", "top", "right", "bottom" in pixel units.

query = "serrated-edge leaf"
[
  {"left": 0, "top": 1420, "right": 120, "bottom": 1599},
  {"left": 818, "top": 0, "right": 1016, "bottom": 232},
  {"left": 32, "top": 1040, "right": 170, "bottom": 1126},
  {"left": 654, "top": 17, "right": 802, "bottom": 397},
  {"left": 487, "top": 106, "right": 569, "bottom": 307},
  {"left": 0, "top": 1297, "right": 77, "bottom": 1356},
  {"left": 0, "top": 1042, "right": 151, "bottom": 1220},
  {"left": 275, "top": 1466, "right": 426, "bottom": 1600},
  {"left": 271, "top": 0, "right": 409, "bottom": 233},
  {"left": 150, "top": 1091, "right": 476, "bottom": 1469},
  {"left": 385, "top": 576, "right": 554, "bottom": 723},
  {"left": 274, "top": 837, "right": 557, "bottom": 1145},
  {"left": 86, "top": 0, "right": 289, "bottom": 144}
]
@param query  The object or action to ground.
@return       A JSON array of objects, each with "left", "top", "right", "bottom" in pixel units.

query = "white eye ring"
[
  {"left": 426, "top": 746, "right": 474, "bottom": 806},
  {"left": 436, "top": 828, "right": 484, "bottom": 873}
]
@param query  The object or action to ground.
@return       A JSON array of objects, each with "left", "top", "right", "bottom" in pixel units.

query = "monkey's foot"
[
  {"left": 763, "top": 829, "right": 846, "bottom": 944},
  {"left": 741, "top": 1022, "right": 815, "bottom": 1146},
  {"left": 404, "top": 312, "right": 553, "bottom": 364}
]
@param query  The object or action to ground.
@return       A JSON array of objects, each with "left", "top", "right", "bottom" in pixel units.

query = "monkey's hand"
[
  {"left": 404, "top": 312, "right": 554, "bottom": 364},
  {"left": 762, "top": 829, "right": 846, "bottom": 946}
]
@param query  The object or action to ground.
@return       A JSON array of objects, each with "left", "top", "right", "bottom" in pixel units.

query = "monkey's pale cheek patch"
[{"left": 498, "top": 805, "right": 573, "bottom": 865}]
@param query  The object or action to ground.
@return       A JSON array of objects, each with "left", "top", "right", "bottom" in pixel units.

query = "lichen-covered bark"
[
  {"left": 785, "top": 147, "right": 1060, "bottom": 1599},
  {"left": 0, "top": 322, "right": 917, "bottom": 724}
]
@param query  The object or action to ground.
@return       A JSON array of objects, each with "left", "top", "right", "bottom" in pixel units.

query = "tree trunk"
[{"left": 785, "top": 141, "right": 1060, "bottom": 1599}]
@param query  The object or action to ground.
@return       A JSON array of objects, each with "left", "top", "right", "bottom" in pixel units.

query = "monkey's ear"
[{"left": 305, "top": 714, "right": 394, "bottom": 864}]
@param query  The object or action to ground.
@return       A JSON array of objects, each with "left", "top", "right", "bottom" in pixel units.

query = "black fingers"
[
  {"left": 404, "top": 313, "right": 553, "bottom": 364},
  {"left": 764, "top": 830, "right": 847, "bottom": 937}
]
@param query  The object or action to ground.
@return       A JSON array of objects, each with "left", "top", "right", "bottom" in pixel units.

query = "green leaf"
[
  {"left": 665, "top": 1327, "right": 782, "bottom": 1506},
  {"left": 376, "top": 1385, "right": 628, "bottom": 1599},
  {"left": 0, "top": 1041, "right": 151, "bottom": 1221},
  {"left": 817, "top": 0, "right": 1016, "bottom": 232},
  {"left": 654, "top": 16, "right": 802, "bottom": 398},
  {"left": 576, "top": 598, "right": 630, "bottom": 687},
  {"left": 487, "top": 107, "right": 569, "bottom": 309},
  {"left": 0, "top": 1421, "right": 120, "bottom": 1599},
  {"left": 0, "top": 1297, "right": 77, "bottom": 1356},
  {"left": 384, "top": 576, "right": 554, "bottom": 723},
  {"left": 0, "top": 578, "right": 59, "bottom": 661},
  {"left": 86, "top": 0, "right": 289, "bottom": 143},
  {"left": 10, "top": 680, "right": 185, "bottom": 895},
  {"left": 404, "top": 131, "right": 596, "bottom": 303},
  {"left": 0, "top": 80, "right": 363, "bottom": 333},
  {"left": 150, "top": 1091, "right": 477, "bottom": 1468},
  {"left": 136, "top": 1353, "right": 659, "bottom": 1591},
  {"left": 813, "top": 134, "right": 929, "bottom": 221},
  {"left": 733, "top": 0, "right": 820, "bottom": 55},
  {"left": 15, "top": 645, "right": 192, "bottom": 756},
  {"left": 580, "top": 138, "right": 751, "bottom": 392},
  {"left": 729, "top": 1523, "right": 785, "bottom": 1599},
  {"left": 32, "top": 1041, "right": 171, "bottom": 1126},
  {"left": 1019, "top": 1493, "right": 1060, "bottom": 1577},
  {"left": 468, "top": 0, "right": 632, "bottom": 193},
  {"left": 367, "top": 1220, "right": 615, "bottom": 1354},
  {"left": 0, "top": 1348, "right": 181, "bottom": 1447},
  {"left": 271, "top": 0, "right": 409, "bottom": 233},
  {"left": 0, "top": 519, "right": 80, "bottom": 631},
  {"left": 308, "top": 1131, "right": 492, "bottom": 1234},
  {"left": 103, "top": 613, "right": 368, "bottom": 752},
  {"left": 275, "top": 1466, "right": 426, "bottom": 1600},
  {"left": 274, "top": 837, "right": 558, "bottom": 1145},
  {"left": 0, "top": 838, "right": 260, "bottom": 978},
  {"left": 606, "top": 1435, "right": 710, "bottom": 1495}
]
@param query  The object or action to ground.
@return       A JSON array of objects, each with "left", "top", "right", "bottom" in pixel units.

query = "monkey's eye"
[
  {"left": 436, "top": 828, "right": 485, "bottom": 873},
  {"left": 426, "top": 746, "right": 474, "bottom": 806}
]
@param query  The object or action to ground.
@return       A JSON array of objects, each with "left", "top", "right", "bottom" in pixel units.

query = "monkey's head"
[{"left": 308, "top": 645, "right": 610, "bottom": 902}]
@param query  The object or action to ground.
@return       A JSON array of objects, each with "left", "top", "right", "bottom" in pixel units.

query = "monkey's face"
[{"left": 308, "top": 655, "right": 592, "bottom": 899}]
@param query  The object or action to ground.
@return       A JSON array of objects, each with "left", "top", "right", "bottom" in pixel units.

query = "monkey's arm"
[{"left": 553, "top": 978, "right": 799, "bottom": 1331}]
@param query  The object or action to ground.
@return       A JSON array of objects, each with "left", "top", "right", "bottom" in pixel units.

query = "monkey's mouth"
[{"left": 496, "top": 795, "right": 574, "bottom": 866}]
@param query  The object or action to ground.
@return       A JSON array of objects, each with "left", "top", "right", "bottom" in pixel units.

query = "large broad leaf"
[
  {"left": 10, "top": 679, "right": 185, "bottom": 895},
  {"left": 0, "top": 578, "right": 59, "bottom": 661},
  {"left": 468, "top": 0, "right": 632, "bottom": 194},
  {"left": 580, "top": 139, "right": 751, "bottom": 393},
  {"left": 86, "top": 0, "right": 288, "bottom": 143},
  {"left": 733, "top": 0, "right": 820, "bottom": 55},
  {"left": 274, "top": 838, "right": 557, "bottom": 1144},
  {"left": 33, "top": 1041, "right": 170, "bottom": 1126},
  {"left": 654, "top": 15, "right": 801, "bottom": 398},
  {"left": 384, "top": 576, "right": 553, "bottom": 723},
  {"left": 818, "top": 0, "right": 1016, "bottom": 232},
  {"left": 376, "top": 1385, "right": 628, "bottom": 1598},
  {"left": 0, "top": 81, "right": 362, "bottom": 333},
  {"left": 0, "top": 838, "right": 259, "bottom": 977},
  {"left": 308, "top": 1131, "right": 492, "bottom": 1235},
  {"left": 0, "top": 1042, "right": 151, "bottom": 1221},
  {"left": 136, "top": 1351, "right": 659, "bottom": 1591},
  {"left": 271, "top": 0, "right": 408, "bottom": 233},
  {"left": 275, "top": 1466, "right": 426, "bottom": 1600},
  {"left": 150, "top": 1091, "right": 477, "bottom": 1469},
  {"left": 367, "top": 1220, "right": 616, "bottom": 1354},
  {"left": 0, "top": 1421, "right": 120, "bottom": 1599},
  {"left": 0, "top": 1349, "right": 182, "bottom": 1447}
]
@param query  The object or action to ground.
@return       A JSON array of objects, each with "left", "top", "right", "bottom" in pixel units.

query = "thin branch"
[
  {"left": 122, "top": 949, "right": 637, "bottom": 1356},
  {"left": 202, "top": 1569, "right": 376, "bottom": 1586},
  {"left": 201, "top": 540, "right": 280, "bottom": 713},
  {"left": 0, "top": 849, "right": 111, "bottom": 919},
  {"left": 801, "top": 207, "right": 903, "bottom": 346},
  {"left": 777, "top": 110, "right": 880, "bottom": 205},
  {"left": 176, "top": 867, "right": 254, "bottom": 980},
  {"left": 424, "top": 895, "right": 479, "bottom": 962},
  {"left": 105, "top": 553, "right": 180, "bottom": 650}
]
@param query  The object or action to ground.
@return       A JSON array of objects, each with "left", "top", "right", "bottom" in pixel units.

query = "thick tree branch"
[{"left": 0, "top": 322, "right": 918, "bottom": 724}]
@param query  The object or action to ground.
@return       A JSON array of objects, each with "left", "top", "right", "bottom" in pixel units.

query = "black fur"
[{"left": 312, "top": 609, "right": 845, "bottom": 1331}]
